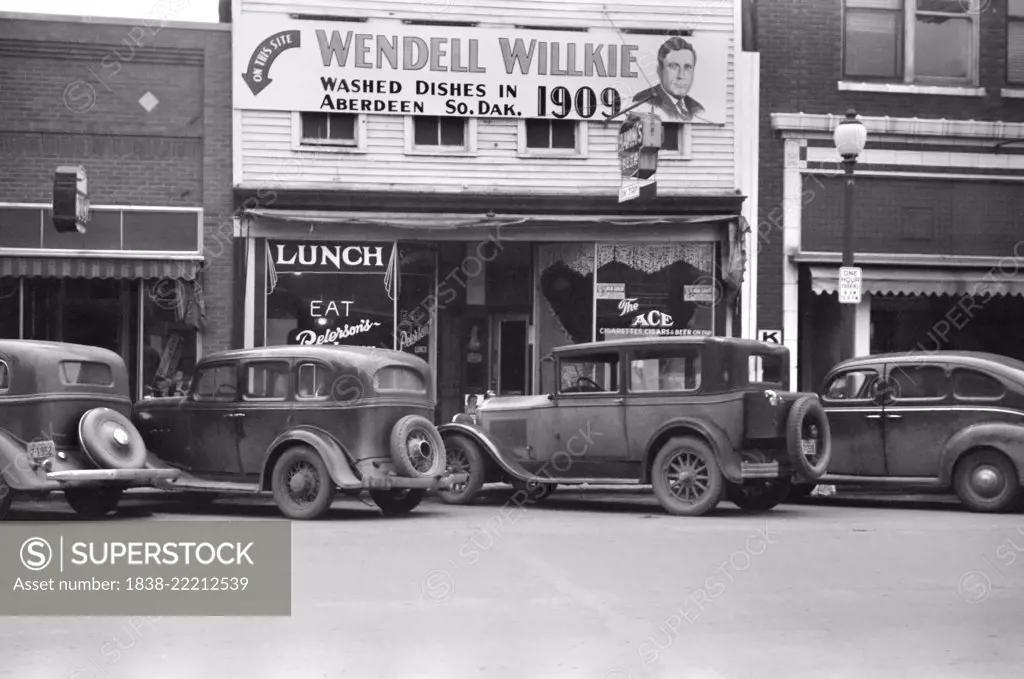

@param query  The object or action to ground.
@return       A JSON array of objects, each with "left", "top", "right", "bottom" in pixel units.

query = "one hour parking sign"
[{"left": 838, "top": 266, "right": 862, "bottom": 304}]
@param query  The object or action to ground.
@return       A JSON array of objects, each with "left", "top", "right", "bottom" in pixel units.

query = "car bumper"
[
  {"left": 361, "top": 472, "right": 469, "bottom": 491},
  {"left": 46, "top": 468, "right": 183, "bottom": 485}
]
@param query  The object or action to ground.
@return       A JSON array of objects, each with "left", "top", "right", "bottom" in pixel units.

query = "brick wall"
[
  {"left": 0, "top": 14, "right": 234, "bottom": 353},
  {"left": 756, "top": 0, "right": 1024, "bottom": 330}
]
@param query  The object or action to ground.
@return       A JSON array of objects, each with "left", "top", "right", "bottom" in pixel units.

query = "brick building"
[
  {"left": 231, "top": 0, "right": 760, "bottom": 422},
  {"left": 0, "top": 10, "right": 233, "bottom": 399},
  {"left": 757, "top": 0, "right": 1024, "bottom": 391}
]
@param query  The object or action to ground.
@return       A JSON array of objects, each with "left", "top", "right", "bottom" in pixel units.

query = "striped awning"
[
  {"left": 0, "top": 256, "right": 201, "bottom": 280},
  {"left": 807, "top": 265, "right": 1024, "bottom": 297}
]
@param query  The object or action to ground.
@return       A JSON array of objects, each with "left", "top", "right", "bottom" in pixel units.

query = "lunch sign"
[{"left": 233, "top": 14, "right": 728, "bottom": 124}]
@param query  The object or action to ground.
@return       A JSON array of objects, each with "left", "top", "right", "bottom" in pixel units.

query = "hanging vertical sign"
[
  {"left": 618, "top": 113, "right": 661, "bottom": 203},
  {"left": 52, "top": 165, "right": 90, "bottom": 233}
]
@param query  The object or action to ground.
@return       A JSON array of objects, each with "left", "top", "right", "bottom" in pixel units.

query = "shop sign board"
[
  {"left": 233, "top": 14, "right": 729, "bottom": 124},
  {"left": 838, "top": 266, "right": 862, "bottom": 304}
]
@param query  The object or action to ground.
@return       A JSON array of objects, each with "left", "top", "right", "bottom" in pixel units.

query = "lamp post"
[{"left": 833, "top": 109, "right": 868, "bottom": 361}]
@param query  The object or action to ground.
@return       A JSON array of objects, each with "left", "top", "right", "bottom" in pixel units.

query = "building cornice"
[
  {"left": 771, "top": 112, "right": 1024, "bottom": 143},
  {"left": 0, "top": 11, "right": 228, "bottom": 31}
]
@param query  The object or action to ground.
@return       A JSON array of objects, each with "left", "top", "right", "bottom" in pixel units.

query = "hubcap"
[
  {"left": 971, "top": 466, "right": 1004, "bottom": 498},
  {"left": 665, "top": 451, "right": 710, "bottom": 504},
  {"left": 286, "top": 462, "right": 320, "bottom": 503},
  {"left": 407, "top": 429, "right": 436, "bottom": 473},
  {"left": 112, "top": 427, "right": 129, "bottom": 446}
]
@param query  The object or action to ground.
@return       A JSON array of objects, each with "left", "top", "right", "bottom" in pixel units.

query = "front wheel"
[
  {"left": 436, "top": 434, "right": 486, "bottom": 505},
  {"left": 726, "top": 478, "right": 791, "bottom": 512},
  {"left": 64, "top": 487, "right": 124, "bottom": 518},
  {"left": 271, "top": 445, "right": 335, "bottom": 520},
  {"left": 953, "top": 448, "right": 1022, "bottom": 513},
  {"left": 650, "top": 436, "right": 723, "bottom": 516},
  {"left": 370, "top": 489, "right": 424, "bottom": 516}
]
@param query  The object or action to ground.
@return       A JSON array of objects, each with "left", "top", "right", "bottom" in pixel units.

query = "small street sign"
[
  {"left": 619, "top": 179, "right": 657, "bottom": 203},
  {"left": 758, "top": 329, "right": 782, "bottom": 344},
  {"left": 838, "top": 266, "right": 862, "bottom": 304}
]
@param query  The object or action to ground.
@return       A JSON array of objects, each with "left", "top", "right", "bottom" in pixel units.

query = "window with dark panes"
[
  {"left": 1009, "top": 0, "right": 1024, "bottom": 85},
  {"left": 890, "top": 365, "right": 948, "bottom": 399},
  {"left": 297, "top": 363, "right": 330, "bottom": 399},
  {"left": 823, "top": 369, "right": 878, "bottom": 400},
  {"left": 192, "top": 365, "right": 238, "bottom": 402},
  {"left": 525, "top": 119, "right": 577, "bottom": 149},
  {"left": 413, "top": 116, "right": 466, "bottom": 148},
  {"left": 559, "top": 353, "right": 619, "bottom": 393},
  {"left": 661, "top": 123, "right": 681, "bottom": 152},
  {"left": 244, "top": 361, "right": 291, "bottom": 399},
  {"left": 300, "top": 112, "right": 357, "bottom": 144},
  {"left": 843, "top": 0, "right": 976, "bottom": 85},
  {"left": 952, "top": 369, "right": 1005, "bottom": 400}
]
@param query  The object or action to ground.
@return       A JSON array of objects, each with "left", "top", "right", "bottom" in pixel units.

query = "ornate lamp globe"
[{"left": 833, "top": 109, "right": 867, "bottom": 160}]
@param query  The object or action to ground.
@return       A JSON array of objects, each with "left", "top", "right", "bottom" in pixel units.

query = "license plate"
[
  {"left": 27, "top": 440, "right": 55, "bottom": 460},
  {"left": 801, "top": 439, "right": 817, "bottom": 457}
]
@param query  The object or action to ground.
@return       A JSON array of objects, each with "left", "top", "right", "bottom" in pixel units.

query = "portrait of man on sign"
[{"left": 632, "top": 37, "right": 705, "bottom": 123}]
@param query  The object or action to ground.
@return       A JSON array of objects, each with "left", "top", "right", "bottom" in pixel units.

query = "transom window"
[
  {"left": 629, "top": 349, "right": 702, "bottom": 393},
  {"left": 843, "top": 0, "right": 978, "bottom": 86},
  {"left": 559, "top": 353, "right": 619, "bottom": 393},
  {"left": 244, "top": 361, "right": 291, "bottom": 400},
  {"left": 300, "top": 112, "right": 357, "bottom": 145},
  {"left": 1009, "top": 0, "right": 1024, "bottom": 85},
  {"left": 413, "top": 116, "right": 467, "bottom": 148},
  {"left": 525, "top": 119, "right": 577, "bottom": 150}
]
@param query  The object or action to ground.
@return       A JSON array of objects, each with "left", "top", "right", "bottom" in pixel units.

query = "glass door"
[{"left": 493, "top": 313, "right": 531, "bottom": 396}]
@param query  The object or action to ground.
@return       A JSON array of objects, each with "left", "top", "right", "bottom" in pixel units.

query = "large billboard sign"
[{"left": 233, "top": 14, "right": 729, "bottom": 124}]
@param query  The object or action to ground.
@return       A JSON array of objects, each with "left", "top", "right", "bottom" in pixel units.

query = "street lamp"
[{"left": 833, "top": 108, "right": 867, "bottom": 361}]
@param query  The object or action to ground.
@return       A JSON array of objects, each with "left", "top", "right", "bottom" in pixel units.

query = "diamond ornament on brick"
[{"left": 138, "top": 91, "right": 159, "bottom": 112}]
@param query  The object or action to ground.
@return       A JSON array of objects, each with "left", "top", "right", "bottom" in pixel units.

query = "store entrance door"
[{"left": 492, "top": 313, "right": 530, "bottom": 396}]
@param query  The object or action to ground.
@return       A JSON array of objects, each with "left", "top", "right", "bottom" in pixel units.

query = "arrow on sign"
[{"left": 242, "top": 30, "right": 302, "bottom": 96}]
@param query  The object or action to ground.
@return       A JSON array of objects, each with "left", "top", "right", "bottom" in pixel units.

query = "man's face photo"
[{"left": 659, "top": 48, "right": 695, "bottom": 99}]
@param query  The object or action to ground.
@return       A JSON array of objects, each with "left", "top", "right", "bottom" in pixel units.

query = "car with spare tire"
[
  {"left": 0, "top": 340, "right": 181, "bottom": 520},
  {"left": 804, "top": 350, "right": 1024, "bottom": 512},
  {"left": 132, "top": 345, "right": 465, "bottom": 519},
  {"left": 436, "top": 336, "right": 832, "bottom": 516}
]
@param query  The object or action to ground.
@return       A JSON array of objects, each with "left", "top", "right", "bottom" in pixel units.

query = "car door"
[
  {"left": 540, "top": 349, "right": 628, "bottom": 479},
  {"left": 235, "top": 359, "right": 295, "bottom": 478},
  {"left": 181, "top": 362, "right": 242, "bottom": 475},
  {"left": 882, "top": 361, "right": 954, "bottom": 478},
  {"left": 818, "top": 364, "right": 887, "bottom": 476}
]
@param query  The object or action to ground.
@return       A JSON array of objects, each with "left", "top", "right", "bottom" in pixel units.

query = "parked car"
[
  {"left": 0, "top": 340, "right": 180, "bottom": 520},
  {"left": 804, "top": 351, "right": 1024, "bottom": 513},
  {"left": 132, "top": 345, "right": 465, "bottom": 519},
  {"left": 435, "top": 337, "right": 832, "bottom": 516}
]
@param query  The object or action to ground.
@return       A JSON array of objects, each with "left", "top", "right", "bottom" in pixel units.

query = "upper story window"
[
  {"left": 413, "top": 116, "right": 467, "bottom": 149},
  {"left": 843, "top": 0, "right": 978, "bottom": 87},
  {"left": 1009, "top": 0, "right": 1024, "bottom": 85},
  {"left": 300, "top": 112, "right": 357, "bottom": 146},
  {"left": 520, "top": 119, "right": 587, "bottom": 157}
]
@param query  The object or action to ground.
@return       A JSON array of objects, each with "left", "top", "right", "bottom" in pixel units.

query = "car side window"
[
  {"left": 952, "top": 369, "right": 1005, "bottom": 400},
  {"left": 749, "top": 353, "right": 784, "bottom": 387},
  {"left": 629, "top": 349, "right": 702, "bottom": 393},
  {"left": 559, "top": 353, "right": 619, "bottom": 394},
  {"left": 297, "top": 363, "right": 330, "bottom": 400},
  {"left": 823, "top": 369, "right": 878, "bottom": 401},
  {"left": 192, "top": 365, "right": 238, "bottom": 402},
  {"left": 889, "top": 365, "right": 947, "bottom": 400},
  {"left": 244, "top": 361, "right": 291, "bottom": 400},
  {"left": 0, "top": 360, "right": 8, "bottom": 392}
]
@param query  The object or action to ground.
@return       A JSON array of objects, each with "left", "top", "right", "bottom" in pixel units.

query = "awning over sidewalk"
[
  {"left": 0, "top": 256, "right": 202, "bottom": 280},
  {"left": 806, "top": 265, "right": 1024, "bottom": 297},
  {"left": 241, "top": 209, "right": 738, "bottom": 242}
]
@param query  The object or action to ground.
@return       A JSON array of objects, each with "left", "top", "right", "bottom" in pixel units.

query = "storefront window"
[
  {"left": 396, "top": 244, "right": 437, "bottom": 362},
  {"left": 142, "top": 280, "right": 198, "bottom": 398},
  {"left": 0, "top": 278, "right": 19, "bottom": 339},
  {"left": 595, "top": 243, "right": 717, "bottom": 340},
  {"left": 537, "top": 243, "right": 595, "bottom": 361},
  {"left": 265, "top": 241, "right": 396, "bottom": 351}
]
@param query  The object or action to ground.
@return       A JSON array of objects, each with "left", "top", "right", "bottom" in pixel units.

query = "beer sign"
[{"left": 618, "top": 113, "right": 662, "bottom": 180}]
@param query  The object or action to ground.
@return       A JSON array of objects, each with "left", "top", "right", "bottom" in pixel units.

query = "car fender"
[
  {"left": 437, "top": 422, "right": 535, "bottom": 482},
  {"left": 939, "top": 422, "right": 1024, "bottom": 487},
  {"left": 259, "top": 426, "right": 363, "bottom": 491},
  {"left": 641, "top": 417, "right": 742, "bottom": 485}
]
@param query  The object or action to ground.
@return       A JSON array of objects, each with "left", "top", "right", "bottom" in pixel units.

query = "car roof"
[
  {"left": 198, "top": 344, "right": 429, "bottom": 370},
  {"left": 551, "top": 336, "right": 787, "bottom": 355},
  {"left": 829, "top": 351, "right": 1024, "bottom": 379},
  {"left": 0, "top": 339, "right": 123, "bottom": 364}
]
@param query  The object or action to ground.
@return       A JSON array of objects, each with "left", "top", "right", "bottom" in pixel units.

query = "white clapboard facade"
[{"left": 231, "top": 0, "right": 760, "bottom": 420}]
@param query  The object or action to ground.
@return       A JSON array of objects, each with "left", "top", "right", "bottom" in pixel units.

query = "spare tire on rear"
[
  {"left": 389, "top": 415, "right": 446, "bottom": 478},
  {"left": 78, "top": 408, "right": 147, "bottom": 470},
  {"left": 785, "top": 396, "right": 832, "bottom": 482}
]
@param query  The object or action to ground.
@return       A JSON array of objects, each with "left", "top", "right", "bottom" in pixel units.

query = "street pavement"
[{"left": 2, "top": 488, "right": 1023, "bottom": 679}]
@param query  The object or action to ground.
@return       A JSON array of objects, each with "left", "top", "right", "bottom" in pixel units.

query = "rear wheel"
[
  {"left": 650, "top": 436, "right": 723, "bottom": 516},
  {"left": 726, "top": 478, "right": 791, "bottom": 512},
  {"left": 64, "top": 487, "right": 124, "bottom": 518},
  {"left": 371, "top": 489, "right": 424, "bottom": 516},
  {"left": 953, "top": 448, "right": 1021, "bottom": 513},
  {"left": 271, "top": 445, "right": 335, "bottom": 520}
]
